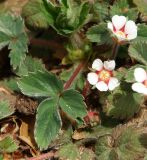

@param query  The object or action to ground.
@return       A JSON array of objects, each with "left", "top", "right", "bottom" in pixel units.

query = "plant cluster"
[{"left": 0, "top": 0, "right": 147, "bottom": 159}]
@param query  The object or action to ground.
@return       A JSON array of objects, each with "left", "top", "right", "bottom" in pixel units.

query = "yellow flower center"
[
  {"left": 99, "top": 70, "right": 111, "bottom": 82},
  {"left": 116, "top": 31, "right": 126, "bottom": 38}
]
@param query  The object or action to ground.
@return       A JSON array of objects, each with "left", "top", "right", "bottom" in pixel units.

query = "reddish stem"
[
  {"left": 26, "top": 151, "right": 56, "bottom": 160},
  {"left": 111, "top": 41, "right": 119, "bottom": 60},
  {"left": 82, "top": 80, "right": 90, "bottom": 98},
  {"left": 64, "top": 61, "right": 85, "bottom": 90}
]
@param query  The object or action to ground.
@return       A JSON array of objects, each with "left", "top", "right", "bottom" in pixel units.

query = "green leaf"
[
  {"left": 78, "top": 2, "right": 90, "bottom": 27},
  {"left": 80, "top": 149, "right": 96, "bottom": 160},
  {"left": 96, "top": 126, "right": 146, "bottom": 160},
  {"left": 110, "top": 0, "right": 138, "bottom": 20},
  {"left": 0, "top": 78, "right": 20, "bottom": 92},
  {"left": 133, "top": 0, "right": 147, "bottom": 16},
  {"left": 100, "top": 85, "right": 144, "bottom": 119},
  {"left": 125, "top": 64, "right": 147, "bottom": 83},
  {"left": 58, "top": 143, "right": 80, "bottom": 160},
  {"left": 0, "top": 100, "right": 15, "bottom": 120},
  {"left": 86, "top": 23, "right": 112, "bottom": 45},
  {"left": 18, "top": 71, "right": 63, "bottom": 97},
  {"left": 129, "top": 42, "right": 147, "bottom": 65},
  {"left": 22, "top": 0, "right": 55, "bottom": 29},
  {"left": 16, "top": 56, "right": 46, "bottom": 76},
  {"left": 0, "top": 136, "right": 18, "bottom": 153},
  {"left": 35, "top": 98, "right": 61, "bottom": 150},
  {"left": 0, "top": 155, "right": 3, "bottom": 160},
  {"left": 59, "top": 89, "right": 87, "bottom": 121},
  {"left": 134, "top": 24, "right": 147, "bottom": 43},
  {"left": 0, "top": 14, "right": 28, "bottom": 70},
  {"left": 54, "top": 1, "right": 90, "bottom": 35},
  {"left": 93, "top": 2, "right": 109, "bottom": 21}
]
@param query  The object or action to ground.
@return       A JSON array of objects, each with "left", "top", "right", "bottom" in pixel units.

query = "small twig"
[
  {"left": 26, "top": 151, "right": 57, "bottom": 160},
  {"left": 82, "top": 80, "right": 90, "bottom": 98},
  {"left": 64, "top": 61, "right": 86, "bottom": 90},
  {"left": 110, "top": 41, "right": 119, "bottom": 60}
]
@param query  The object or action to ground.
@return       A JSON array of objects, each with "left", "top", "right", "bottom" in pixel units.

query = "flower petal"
[
  {"left": 143, "top": 88, "right": 147, "bottom": 95},
  {"left": 92, "top": 59, "right": 103, "bottom": 71},
  {"left": 127, "top": 32, "right": 137, "bottom": 40},
  {"left": 125, "top": 20, "right": 137, "bottom": 35},
  {"left": 134, "top": 68, "right": 147, "bottom": 82},
  {"left": 107, "top": 22, "right": 113, "bottom": 31},
  {"left": 96, "top": 81, "right": 108, "bottom": 91},
  {"left": 132, "top": 82, "right": 147, "bottom": 95},
  {"left": 108, "top": 77, "right": 119, "bottom": 91},
  {"left": 125, "top": 20, "right": 137, "bottom": 40},
  {"left": 112, "top": 15, "right": 126, "bottom": 31},
  {"left": 104, "top": 60, "right": 115, "bottom": 71},
  {"left": 87, "top": 72, "right": 98, "bottom": 85}
]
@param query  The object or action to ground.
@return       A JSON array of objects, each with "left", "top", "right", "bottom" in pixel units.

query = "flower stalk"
[
  {"left": 111, "top": 41, "right": 119, "bottom": 60},
  {"left": 64, "top": 61, "right": 86, "bottom": 90},
  {"left": 82, "top": 80, "right": 90, "bottom": 97}
]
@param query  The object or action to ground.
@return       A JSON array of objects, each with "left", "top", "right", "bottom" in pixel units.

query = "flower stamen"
[{"left": 99, "top": 70, "right": 112, "bottom": 83}]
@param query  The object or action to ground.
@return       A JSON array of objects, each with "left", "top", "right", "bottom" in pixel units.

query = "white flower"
[
  {"left": 107, "top": 15, "right": 137, "bottom": 42},
  {"left": 87, "top": 59, "right": 119, "bottom": 91},
  {"left": 132, "top": 68, "right": 147, "bottom": 95}
]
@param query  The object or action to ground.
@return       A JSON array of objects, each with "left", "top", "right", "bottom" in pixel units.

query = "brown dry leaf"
[
  {"left": 3, "top": 153, "right": 12, "bottom": 160},
  {"left": 1, "top": 0, "right": 28, "bottom": 15},
  {"left": 1, "top": 119, "right": 19, "bottom": 135},
  {"left": 19, "top": 116, "right": 38, "bottom": 156},
  {"left": 72, "top": 129, "right": 91, "bottom": 140},
  {"left": 126, "top": 107, "right": 147, "bottom": 128}
]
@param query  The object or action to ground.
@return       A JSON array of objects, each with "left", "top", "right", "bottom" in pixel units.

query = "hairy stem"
[
  {"left": 64, "top": 61, "right": 85, "bottom": 90},
  {"left": 111, "top": 41, "right": 119, "bottom": 60},
  {"left": 82, "top": 80, "right": 90, "bottom": 98}
]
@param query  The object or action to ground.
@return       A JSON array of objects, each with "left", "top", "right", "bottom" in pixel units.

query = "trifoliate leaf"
[
  {"left": 22, "top": 0, "right": 55, "bottom": 29},
  {"left": 125, "top": 64, "right": 147, "bottom": 83},
  {"left": 133, "top": 0, "right": 147, "bottom": 16},
  {"left": 86, "top": 23, "right": 112, "bottom": 45},
  {"left": 35, "top": 98, "right": 61, "bottom": 150},
  {"left": 16, "top": 56, "right": 46, "bottom": 76},
  {"left": 129, "top": 41, "right": 147, "bottom": 65},
  {"left": 96, "top": 126, "right": 146, "bottom": 160},
  {"left": 0, "top": 13, "right": 28, "bottom": 70},
  {"left": 59, "top": 89, "right": 87, "bottom": 121},
  {"left": 0, "top": 136, "right": 18, "bottom": 153},
  {"left": 100, "top": 85, "right": 144, "bottom": 119},
  {"left": 57, "top": 143, "right": 80, "bottom": 160},
  {"left": 18, "top": 71, "right": 63, "bottom": 97}
]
